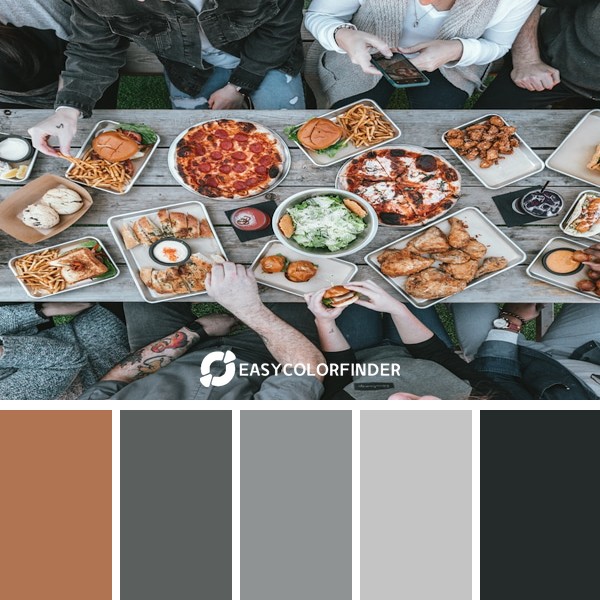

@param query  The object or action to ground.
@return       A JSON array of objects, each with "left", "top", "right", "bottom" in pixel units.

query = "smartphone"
[{"left": 371, "top": 52, "right": 430, "bottom": 88}]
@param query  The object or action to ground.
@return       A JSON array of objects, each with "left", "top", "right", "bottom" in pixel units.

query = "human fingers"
[
  {"left": 57, "top": 130, "right": 73, "bottom": 157},
  {"left": 364, "top": 33, "right": 393, "bottom": 58},
  {"left": 29, "top": 129, "right": 59, "bottom": 157},
  {"left": 397, "top": 42, "right": 428, "bottom": 55},
  {"left": 353, "top": 49, "right": 383, "bottom": 76},
  {"left": 549, "top": 67, "right": 561, "bottom": 85}
]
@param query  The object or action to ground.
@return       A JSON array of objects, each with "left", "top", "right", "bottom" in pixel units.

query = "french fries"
[
  {"left": 13, "top": 248, "right": 66, "bottom": 296},
  {"left": 336, "top": 103, "right": 396, "bottom": 148},
  {"left": 60, "top": 149, "right": 131, "bottom": 193}
]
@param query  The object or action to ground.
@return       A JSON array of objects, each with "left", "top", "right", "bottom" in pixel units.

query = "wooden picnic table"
[{"left": 0, "top": 108, "right": 596, "bottom": 303}]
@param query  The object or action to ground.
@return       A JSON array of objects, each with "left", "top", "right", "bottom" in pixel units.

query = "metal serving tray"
[
  {"left": 442, "top": 113, "right": 544, "bottom": 190},
  {"left": 251, "top": 240, "right": 358, "bottom": 297},
  {"left": 364, "top": 206, "right": 526, "bottom": 308},
  {"left": 9, "top": 236, "right": 119, "bottom": 299},
  {"left": 108, "top": 200, "right": 227, "bottom": 303},
  {"left": 526, "top": 236, "right": 600, "bottom": 302},
  {"left": 289, "top": 99, "right": 401, "bottom": 167},
  {"left": 65, "top": 120, "right": 160, "bottom": 195},
  {"left": 546, "top": 110, "right": 600, "bottom": 188}
]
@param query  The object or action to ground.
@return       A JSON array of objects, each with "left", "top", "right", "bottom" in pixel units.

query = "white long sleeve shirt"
[{"left": 305, "top": 0, "right": 538, "bottom": 67}]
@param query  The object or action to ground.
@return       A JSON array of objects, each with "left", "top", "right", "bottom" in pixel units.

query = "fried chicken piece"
[
  {"left": 488, "top": 115, "right": 505, "bottom": 127},
  {"left": 475, "top": 256, "right": 508, "bottom": 278},
  {"left": 445, "top": 129, "right": 463, "bottom": 139},
  {"left": 466, "top": 148, "right": 479, "bottom": 161},
  {"left": 462, "top": 237, "right": 487, "bottom": 259},
  {"left": 377, "top": 248, "right": 401, "bottom": 264},
  {"left": 431, "top": 249, "right": 471, "bottom": 264},
  {"left": 379, "top": 248, "right": 434, "bottom": 277},
  {"left": 409, "top": 226, "right": 450, "bottom": 253},
  {"left": 447, "top": 217, "right": 471, "bottom": 248},
  {"left": 440, "top": 259, "right": 479, "bottom": 282},
  {"left": 446, "top": 136, "right": 465, "bottom": 149},
  {"left": 405, "top": 268, "right": 467, "bottom": 299}
]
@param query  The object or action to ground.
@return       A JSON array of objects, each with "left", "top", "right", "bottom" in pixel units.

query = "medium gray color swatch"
[
  {"left": 121, "top": 411, "right": 232, "bottom": 600},
  {"left": 361, "top": 411, "right": 472, "bottom": 600},
  {"left": 241, "top": 411, "right": 352, "bottom": 600}
]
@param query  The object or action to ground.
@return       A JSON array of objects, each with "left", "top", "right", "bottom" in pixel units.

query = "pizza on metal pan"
[
  {"left": 337, "top": 147, "right": 461, "bottom": 225},
  {"left": 176, "top": 119, "right": 284, "bottom": 199}
]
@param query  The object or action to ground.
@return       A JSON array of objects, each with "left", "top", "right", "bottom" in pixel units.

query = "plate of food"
[
  {"left": 526, "top": 237, "right": 600, "bottom": 301},
  {"left": 251, "top": 240, "right": 358, "bottom": 297},
  {"left": 559, "top": 190, "right": 600, "bottom": 241},
  {"left": 546, "top": 110, "right": 600, "bottom": 188},
  {"left": 272, "top": 188, "right": 377, "bottom": 258},
  {"left": 168, "top": 118, "right": 290, "bottom": 200},
  {"left": 9, "top": 236, "right": 119, "bottom": 298},
  {"left": 64, "top": 121, "right": 159, "bottom": 195},
  {"left": 0, "top": 133, "right": 38, "bottom": 184},
  {"left": 442, "top": 114, "right": 544, "bottom": 189},
  {"left": 285, "top": 99, "right": 400, "bottom": 167},
  {"left": 365, "top": 206, "right": 526, "bottom": 308},
  {"left": 108, "top": 201, "right": 227, "bottom": 303},
  {"left": 0, "top": 174, "right": 92, "bottom": 244},
  {"left": 335, "top": 145, "right": 461, "bottom": 226}
]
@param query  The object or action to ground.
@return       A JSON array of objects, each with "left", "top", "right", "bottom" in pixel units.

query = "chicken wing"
[
  {"left": 440, "top": 259, "right": 479, "bottom": 282},
  {"left": 409, "top": 226, "right": 450, "bottom": 253},
  {"left": 462, "top": 237, "right": 487, "bottom": 259},
  {"left": 474, "top": 256, "right": 508, "bottom": 278},
  {"left": 379, "top": 248, "right": 434, "bottom": 276},
  {"left": 447, "top": 217, "right": 471, "bottom": 248},
  {"left": 405, "top": 268, "right": 467, "bottom": 299},
  {"left": 431, "top": 249, "right": 471, "bottom": 264}
]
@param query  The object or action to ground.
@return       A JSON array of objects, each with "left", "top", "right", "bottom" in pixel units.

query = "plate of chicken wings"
[
  {"left": 364, "top": 207, "right": 526, "bottom": 308},
  {"left": 442, "top": 114, "right": 544, "bottom": 189}
]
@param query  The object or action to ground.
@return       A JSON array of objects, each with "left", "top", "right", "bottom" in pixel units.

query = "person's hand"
[
  {"left": 398, "top": 40, "right": 463, "bottom": 72},
  {"left": 27, "top": 107, "right": 80, "bottom": 157},
  {"left": 344, "top": 280, "right": 405, "bottom": 314},
  {"left": 583, "top": 243, "right": 600, "bottom": 272},
  {"left": 334, "top": 27, "right": 392, "bottom": 76},
  {"left": 39, "top": 302, "right": 93, "bottom": 317},
  {"left": 304, "top": 288, "right": 346, "bottom": 322},
  {"left": 511, "top": 60, "right": 560, "bottom": 91},
  {"left": 388, "top": 392, "right": 441, "bottom": 400},
  {"left": 195, "top": 313, "right": 237, "bottom": 336},
  {"left": 208, "top": 84, "right": 246, "bottom": 110},
  {"left": 502, "top": 303, "right": 541, "bottom": 322},
  {"left": 205, "top": 262, "right": 264, "bottom": 316}
]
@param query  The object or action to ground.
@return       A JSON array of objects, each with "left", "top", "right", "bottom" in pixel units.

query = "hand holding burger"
[
  {"left": 305, "top": 285, "right": 360, "bottom": 321},
  {"left": 344, "top": 280, "right": 407, "bottom": 315}
]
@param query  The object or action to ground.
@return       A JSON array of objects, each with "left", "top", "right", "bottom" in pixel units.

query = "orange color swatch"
[{"left": 0, "top": 411, "right": 111, "bottom": 600}]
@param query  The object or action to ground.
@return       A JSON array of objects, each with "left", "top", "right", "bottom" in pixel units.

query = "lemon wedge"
[
  {"left": 0, "top": 168, "right": 19, "bottom": 180},
  {"left": 15, "top": 165, "right": 28, "bottom": 179}
]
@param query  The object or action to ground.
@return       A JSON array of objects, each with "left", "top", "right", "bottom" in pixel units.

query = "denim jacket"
[
  {"left": 56, "top": 0, "right": 304, "bottom": 116},
  {"left": 473, "top": 339, "right": 599, "bottom": 400}
]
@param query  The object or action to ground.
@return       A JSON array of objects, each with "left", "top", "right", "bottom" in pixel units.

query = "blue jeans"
[
  {"left": 166, "top": 67, "right": 305, "bottom": 110},
  {"left": 335, "top": 305, "right": 453, "bottom": 352}
]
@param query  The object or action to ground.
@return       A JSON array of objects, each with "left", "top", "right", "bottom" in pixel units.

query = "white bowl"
[{"left": 272, "top": 188, "right": 378, "bottom": 258}]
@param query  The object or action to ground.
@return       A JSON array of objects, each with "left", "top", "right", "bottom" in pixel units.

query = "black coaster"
[
  {"left": 225, "top": 200, "right": 278, "bottom": 242},
  {"left": 492, "top": 186, "right": 542, "bottom": 227}
]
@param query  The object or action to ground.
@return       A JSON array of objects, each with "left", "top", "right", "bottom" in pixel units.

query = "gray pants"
[{"left": 452, "top": 303, "right": 600, "bottom": 396}]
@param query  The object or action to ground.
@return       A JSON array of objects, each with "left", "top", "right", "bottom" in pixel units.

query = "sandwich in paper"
[{"left": 564, "top": 192, "right": 600, "bottom": 237}]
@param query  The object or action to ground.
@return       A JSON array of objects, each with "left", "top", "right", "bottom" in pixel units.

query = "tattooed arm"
[{"left": 100, "top": 327, "right": 200, "bottom": 384}]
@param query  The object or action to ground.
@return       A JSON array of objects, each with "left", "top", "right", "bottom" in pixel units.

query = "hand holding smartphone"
[{"left": 371, "top": 53, "right": 430, "bottom": 88}]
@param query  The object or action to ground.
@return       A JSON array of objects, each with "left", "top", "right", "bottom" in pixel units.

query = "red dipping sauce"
[{"left": 231, "top": 207, "right": 271, "bottom": 231}]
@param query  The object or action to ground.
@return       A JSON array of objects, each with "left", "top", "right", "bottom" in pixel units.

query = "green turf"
[{"left": 117, "top": 75, "right": 170, "bottom": 109}]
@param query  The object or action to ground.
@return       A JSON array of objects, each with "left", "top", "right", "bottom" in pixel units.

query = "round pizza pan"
[
  {"left": 168, "top": 118, "right": 292, "bottom": 201},
  {"left": 335, "top": 144, "right": 462, "bottom": 227}
]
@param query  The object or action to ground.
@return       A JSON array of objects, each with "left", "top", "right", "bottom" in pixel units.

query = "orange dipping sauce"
[{"left": 543, "top": 248, "right": 583, "bottom": 275}]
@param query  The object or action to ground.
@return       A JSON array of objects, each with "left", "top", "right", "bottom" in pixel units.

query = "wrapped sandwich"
[
  {"left": 587, "top": 145, "right": 600, "bottom": 172},
  {"left": 564, "top": 192, "right": 600, "bottom": 237}
]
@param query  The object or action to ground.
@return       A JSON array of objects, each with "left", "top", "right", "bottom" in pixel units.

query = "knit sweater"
[
  {"left": 305, "top": 0, "right": 506, "bottom": 107},
  {"left": 0, "top": 304, "right": 128, "bottom": 400}
]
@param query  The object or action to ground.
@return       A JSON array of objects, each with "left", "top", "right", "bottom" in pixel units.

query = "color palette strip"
[
  {"left": 361, "top": 411, "right": 472, "bottom": 599},
  {"left": 121, "top": 410, "right": 232, "bottom": 600},
  {"left": 240, "top": 410, "right": 352, "bottom": 600},
  {"left": 0, "top": 410, "right": 112, "bottom": 600}
]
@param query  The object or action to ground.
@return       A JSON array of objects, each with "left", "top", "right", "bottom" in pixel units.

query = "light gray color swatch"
[
  {"left": 121, "top": 410, "right": 232, "bottom": 600},
  {"left": 361, "top": 411, "right": 472, "bottom": 600},
  {"left": 241, "top": 410, "right": 352, "bottom": 600}
]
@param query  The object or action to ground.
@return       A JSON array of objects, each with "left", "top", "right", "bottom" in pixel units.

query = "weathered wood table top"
[{"left": 0, "top": 109, "right": 596, "bottom": 303}]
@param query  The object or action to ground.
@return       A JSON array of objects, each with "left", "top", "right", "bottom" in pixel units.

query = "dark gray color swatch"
[
  {"left": 361, "top": 411, "right": 472, "bottom": 600},
  {"left": 121, "top": 411, "right": 232, "bottom": 600},
  {"left": 241, "top": 411, "right": 352, "bottom": 600}
]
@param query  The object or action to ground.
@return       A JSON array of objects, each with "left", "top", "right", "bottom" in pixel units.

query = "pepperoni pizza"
[
  {"left": 337, "top": 146, "right": 461, "bottom": 226},
  {"left": 175, "top": 119, "right": 286, "bottom": 199}
]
